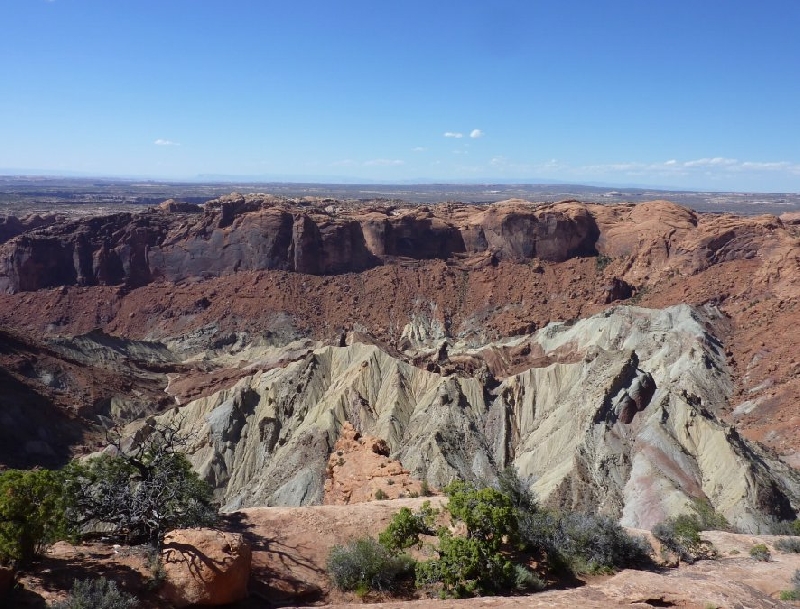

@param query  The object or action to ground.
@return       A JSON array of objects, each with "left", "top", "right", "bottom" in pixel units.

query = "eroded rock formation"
[
  {"left": 136, "top": 305, "right": 800, "bottom": 532},
  {"left": 0, "top": 195, "right": 603, "bottom": 292},
  {"left": 1, "top": 195, "right": 799, "bottom": 531}
]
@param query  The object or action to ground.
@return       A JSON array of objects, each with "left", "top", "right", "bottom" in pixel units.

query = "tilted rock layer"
[{"left": 143, "top": 304, "right": 799, "bottom": 532}]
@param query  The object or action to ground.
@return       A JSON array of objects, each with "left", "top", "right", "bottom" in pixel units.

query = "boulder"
[{"left": 160, "top": 529, "right": 251, "bottom": 607}]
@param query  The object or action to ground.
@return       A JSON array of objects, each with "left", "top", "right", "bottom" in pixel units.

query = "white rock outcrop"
[{"left": 149, "top": 304, "right": 799, "bottom": 532}]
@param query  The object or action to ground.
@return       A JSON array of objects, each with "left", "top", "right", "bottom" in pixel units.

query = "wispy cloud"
[
  {"left": 412, "top": 147, "right": 427, "bottom": 152},
  {"left": 444, "top": 132, "right": 463, "bottom": 138},
  {"left": 479, "top": 155, "right": 800, "bottom": 188},
  {"left": 470, "top": 129, "right": 484, "bottom": 139},
  {"left": 683, "top": 157, "right": 738, "bottom": 167},
  {"left": 154, "top": 139, "right": 180, "bottom": 146},
  {"left": 364, "top": 159, "right": 405, "bottom": 166},
  {"left": 331, "top": 159, "right": 358, "bottom": 167}
]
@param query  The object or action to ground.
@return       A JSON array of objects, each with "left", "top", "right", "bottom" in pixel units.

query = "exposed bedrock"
[
  {"left": 146, "top": 304, "right": 800, "bottom": 532},
  {"left": 0, "top": 196, "right": 604, "bottom": 292},
  {"left": 3, "top": 195, "right": 794, "bottom": 297}
]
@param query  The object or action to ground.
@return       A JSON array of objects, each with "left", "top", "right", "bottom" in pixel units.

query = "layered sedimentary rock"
[
  {"left": 2, "top": 194, "right": 799, "bottom": 530},
  {"left": 0, "top": 195, "right": 603, "bottom": 292},
  {"left": 144, "top": 304, "right": 799, "bottom": 532}
]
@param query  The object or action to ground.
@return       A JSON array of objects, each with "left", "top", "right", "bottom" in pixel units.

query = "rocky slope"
[
  {"left": 131, "top": 304, "right": 798, "bottom": 532},
  {"left": 0, "top": 195, "right": 798, "bottom": 528}
]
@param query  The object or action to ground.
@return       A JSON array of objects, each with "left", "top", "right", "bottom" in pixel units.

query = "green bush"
[
  {"left": 689, "top": 498, "right": 730, "bottom": 531},
  {"left": 772, "top": 519, "right": 800, "bottom": 536},
  {"left": 63, "top": 421, "right": 217, "bottom": 545},
  {"left": 512, "top": 563, "right": 545, "bottom": 592},
  {"left": 650, "top": 500, "right": 729, "bottom": 564},
  {"left": 774, "top": 537, "right": 800, "bottom": 553},
  {"left": 378, "top": 502, "right": 437, "bottom": 553},
  {"left": 369, "top": 476, "right": 655, "bottom": 598},
  {"left": 780, "top": 570, "right": 800, "bottom": 600},
  {"left": 415, "top": 529, "right": 515, "bottom": 597},
  {"left": 327, "top": 537, "right": 414, "bottom": 593},
  {"left": 50, "top": 577, "right": 138, "bottom": 609},
  {"left": 413, "top": 482, "right": 520, "bottom": 597},
  {"left": 651, "top": 514, "right": 708, "bottom": 563},
  {"left": 549, "top": 513, "right": 652, "bottom": 574},
  {"left": 443, "top": 481, "right": 517, "bottom": 549},
  {"left": 595, "top": 255, "right": 612, "bottom": 272},
  {"left": 517, "top": 508, "right": 650, "bottom": 574},
  {"left": 374, "top": 488, "right": 388, "bottom": 500},
  {"left": 0, "top": 468, "right": 67, "bottom": 566},
  {"left": 749, "top": 543, "right": 770, "bottom": 562}
]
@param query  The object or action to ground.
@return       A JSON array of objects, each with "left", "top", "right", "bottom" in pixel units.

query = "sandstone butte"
[{"left": 1, "top": 194, "right": 799, "bottom": 607}]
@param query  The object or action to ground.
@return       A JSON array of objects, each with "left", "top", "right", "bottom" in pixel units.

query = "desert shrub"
[
  {"left": 327, "top": 537, "right": 414, "bottom": 593},
  {"left": 549, "top": 512, "right": 652, "bottom": 574},
  {"left": 413, "top": 482, "right": 519, "bottom": 597},
  {"left": 649, "top": 499, "right": 728, "bottom": 564},
  {"left": 497, "top": 466, "right": 538, "bottom": 513},
  {"left": 651, "top": 514, "right": 703, "bottom": 562},
  {"left": 415, "top": 529, "right": 515, "bottom": 597},
  {"left": 512, "top": 563, "right": 545, "bottom": 592},
  {"left": 378, "top": 502, "right": 437, "bottom": 553},
  {"left": 749, "top": 543, "right": 770, "bottom": 561},
  {"left": 63, "top": 420, "right": 217, "bottom": 545},
  {"left": 419, "top": 480, "right": 432, "bottom": 497},
  {"left": 376, "top": 476, "right": 654, "bottom": 598},
  {"left": 689, "top": 498, "right": 730, "bottom": 531},
  {"left": 443, "top": 481, "right": 517, "bottom": 548},
  {"left": 0, "top": 468, "right": 68, "bottom": 566},
  {"left": 595, "top": 254, "right": 612, "bottom": 271},
  {"left": 50, "top": 577, "right": 138, "bottom": 609},
  {"left": 779, "top": 569, "right": 800, "bottom": 600},
  {"left": 374, "top": 488, "right": 388, "bottom": 500},
  {"left": 652, "top": 510, "right": 721, "bottom": 564},
  {"left": 772, "top": 519, "right": 800, "bottom": 536},
  {"left": 775, "top": 537, "right": 800, "bottom": 553}
]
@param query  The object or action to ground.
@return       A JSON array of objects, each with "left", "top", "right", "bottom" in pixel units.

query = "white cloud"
[
  {"left": 154, "top": 139, "right": 180, "bottom": 146},
  {"left": 364, "top": 159, "right": 405, "bottom": 166},
  {"left": 683, "top": 157, "right": 738, "bottom": 167},
  {"left": 444, "top": 132, "right": 463, "bottom": 138},
  {"left": 740, "top": 161, "right": 791, "bottom": 170},
  {"left": 469, "top": 129, "right": 484, "bottom": 139},
  {"left": 412, "top": 147, "right": 427, "bottom": 152},
  {"left": 536, "top": 157, "right": 800, "bottom": 182}
]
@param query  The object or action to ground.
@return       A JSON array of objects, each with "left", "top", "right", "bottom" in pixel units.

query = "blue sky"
[{"left": 2, "top": 1, "right": 799, "bottom": 192}]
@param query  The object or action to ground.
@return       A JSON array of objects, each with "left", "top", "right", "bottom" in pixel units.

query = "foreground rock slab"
[{"left": 160, "top": 528, "right": 251, "bottom": 607}]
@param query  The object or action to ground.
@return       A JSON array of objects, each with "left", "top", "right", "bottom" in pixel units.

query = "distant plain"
[{"left": 1, "top": 175, "right": 799, "bottom": 218}]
